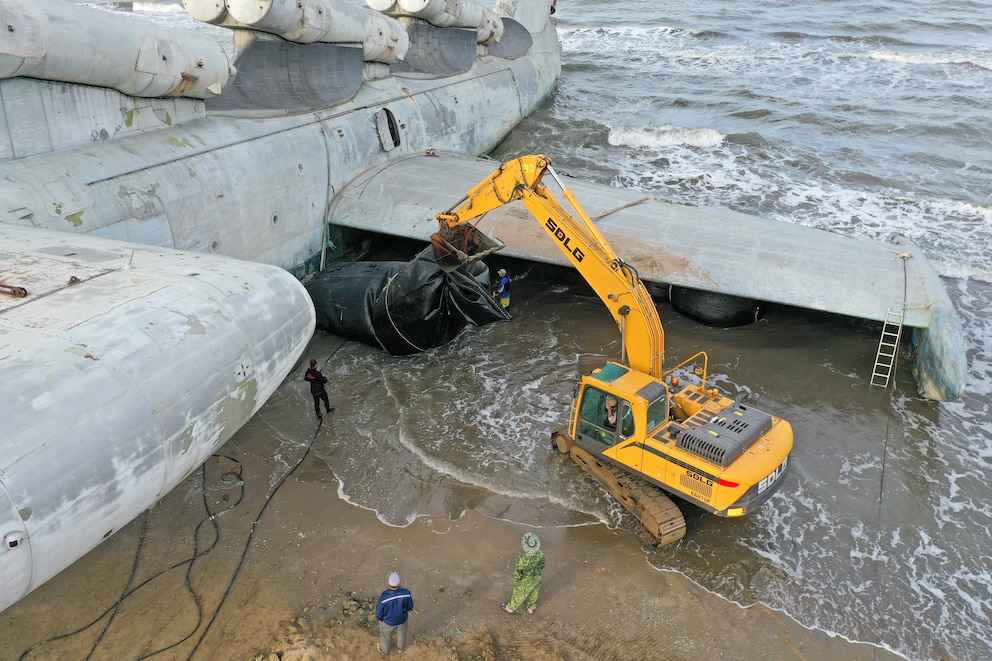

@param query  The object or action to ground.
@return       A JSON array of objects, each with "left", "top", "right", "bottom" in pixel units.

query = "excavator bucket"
[{"left": 430, "top": 224, "right": 505, "bottom": 272}]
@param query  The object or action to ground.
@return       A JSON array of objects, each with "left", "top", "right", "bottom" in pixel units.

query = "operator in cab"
[{"left": 604, "top": 398, "right": 618, "bottom": 429}]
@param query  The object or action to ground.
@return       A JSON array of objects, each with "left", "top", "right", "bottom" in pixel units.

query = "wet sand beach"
[{"left": 2, "top": 358, "right": 901, "bottom": 661}]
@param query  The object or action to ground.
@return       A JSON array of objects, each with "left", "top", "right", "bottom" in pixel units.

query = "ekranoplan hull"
[
  {"left": 0, "top": 0, "right": 561, "bottom": 276},
  {"left": 0, "top": 0, "right": 561, "bottom": 614}
]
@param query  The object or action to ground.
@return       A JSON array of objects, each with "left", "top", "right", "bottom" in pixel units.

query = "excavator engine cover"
[{"left": 674, "top": 405, "right": 774, "bottom": 468}]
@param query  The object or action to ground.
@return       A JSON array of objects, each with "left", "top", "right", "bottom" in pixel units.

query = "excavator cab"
[
  {"left": 571, "top": 366, "right": 668, "bottom": 447},
  {"left": 575, "top": 384, "right": 642, "bottom": 447},
  {"left": 576, "top": 386, "right": 621, "bottom": 446}
]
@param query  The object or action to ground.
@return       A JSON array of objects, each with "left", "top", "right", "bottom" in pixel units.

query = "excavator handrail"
[
  {"left": 434, "top": 155, "right": 666, "bottom": 377},
  {"left": 661, "top": 350, "right": 710, "bottom": 393}
]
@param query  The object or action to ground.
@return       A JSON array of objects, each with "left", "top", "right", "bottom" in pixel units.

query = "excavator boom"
[{"left": 432, "top": 155, "right": 665, "bottom": 376}]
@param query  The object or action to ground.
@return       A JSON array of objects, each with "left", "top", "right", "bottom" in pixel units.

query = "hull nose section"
[
  {"left": 182, "top": 250, "right": 317, "bottom": 408},
  {"left": 0, "top": 227, "right": 314, "bottom": 614}
]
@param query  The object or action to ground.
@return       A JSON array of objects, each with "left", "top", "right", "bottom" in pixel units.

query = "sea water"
[
  {"left": 505, "top": 3, "right": 992, "bottom": 658},
  {"left": 100, "top": 2, "right": 992, "bottom": 659},
  {"left": 373, "top": 2, "right": 990, "bottom": 658}
]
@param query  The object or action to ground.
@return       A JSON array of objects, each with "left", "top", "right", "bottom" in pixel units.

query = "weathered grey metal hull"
[
  {"left": 327, "top": 152, "right": 967, "bottom": 401},
  {"left": 0, "top": 0, "right": 561, "bottom": 614},
  {"left": 0, "top": 2, "right": 561, "bottom": 277},
  {"left": 0, "top": 226, "right": 315, "bottom": 613}
]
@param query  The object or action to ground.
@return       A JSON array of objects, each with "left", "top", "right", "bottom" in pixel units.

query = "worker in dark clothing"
[{"left": 304, "top": 359, "right": 333, "bottom": 419}]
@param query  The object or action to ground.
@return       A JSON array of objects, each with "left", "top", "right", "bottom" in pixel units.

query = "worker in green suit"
[{"left": 501, "top": 532, "right": 545, "bottom": 615}]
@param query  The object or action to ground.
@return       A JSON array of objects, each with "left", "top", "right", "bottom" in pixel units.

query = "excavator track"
[{"left": 553, "top": 432, "right": 686, "bottom": 546}]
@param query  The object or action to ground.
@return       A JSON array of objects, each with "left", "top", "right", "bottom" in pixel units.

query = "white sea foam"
[
  {"left": 610, "top": 143, "right": 992, "bottom": 284},
  {"left": 836, "top": 452, "right": 882, "bottom": 487},
  {"left": 866, "top": 49, "right": 992, "bottom": 71},
  {"left": 818, "top": 360, "right": 861, "bottom": 381},
  {"left": 536, "top": 5, "right": 992, "bottom": 658},
  {"left": 134, "top": 2, "right": 186, "bottom": 12},
  {"left": 559, "top": 25, "right": 702, "bottom": 47},
  {"left": 608, "top": 125, "right": 725, "bottom": 150}
]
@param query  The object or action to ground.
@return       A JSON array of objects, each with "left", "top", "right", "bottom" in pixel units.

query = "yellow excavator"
[{"left": 432, "top": 155, "right": 793, "bottom": 544}]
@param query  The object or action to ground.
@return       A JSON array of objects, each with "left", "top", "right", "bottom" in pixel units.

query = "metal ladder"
[{"left": 871, "top": 307, "right": 905, "bottom": 389}]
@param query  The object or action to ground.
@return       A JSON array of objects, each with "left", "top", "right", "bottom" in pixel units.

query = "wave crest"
[
  {"left": 867, "top": 49, "right": 992, "bottom": 70},
  {"left": 608, "top": 125, "right": 726, "bottom": 150}
]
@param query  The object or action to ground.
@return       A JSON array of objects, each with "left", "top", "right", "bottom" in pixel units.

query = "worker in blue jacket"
[
  {"left": 375, "top": 572, "right": 417, "bottom": 655},
  {"left": 493, "top": 268, "right": 511, "bottom": 308}
]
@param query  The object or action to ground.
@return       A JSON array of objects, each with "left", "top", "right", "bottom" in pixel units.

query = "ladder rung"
[{"left": 871, "top": 306, "right": 905, "bottom": 390}]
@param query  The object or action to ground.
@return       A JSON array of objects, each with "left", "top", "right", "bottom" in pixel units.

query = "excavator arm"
[{"left": 432, "top": 155, "right": 665, "bottom": 376}]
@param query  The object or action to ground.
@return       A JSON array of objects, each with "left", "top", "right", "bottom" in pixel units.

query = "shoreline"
[{"left": 2, "top": 410, "right": 903, "bottom": 661}]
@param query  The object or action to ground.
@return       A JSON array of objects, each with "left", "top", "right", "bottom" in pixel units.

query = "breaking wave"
[
  {"left": 608, "top": 125, "right": 726, "bottom": 150},
  {"left": 866, "top": 49, "right": 992, "bottom": 70}
]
